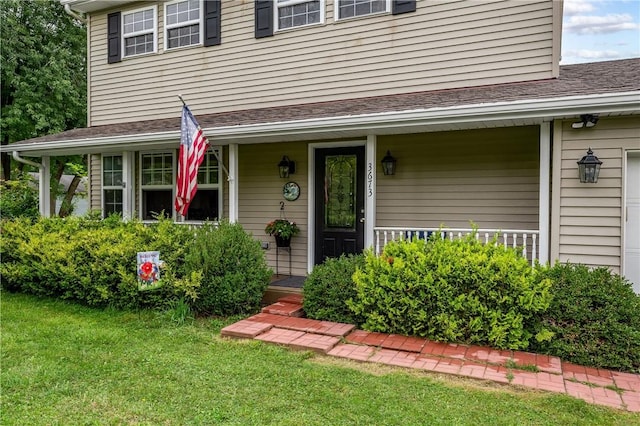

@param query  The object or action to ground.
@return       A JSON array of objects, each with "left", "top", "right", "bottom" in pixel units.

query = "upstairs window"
[
  {"left": 336, "top": 0, "right": 388, "bottom": 19},
  {"left": 165, "top": 0, "right": 202, "bottom": 49},
  {"left": 122, "top": 6, "right": 157, "bottom": 57},
  {"left": 276, "top": 0, "right": 324, "bottom": 30},
  {"left": 255, "top": 1, "right": 414, "bottom": 39}
]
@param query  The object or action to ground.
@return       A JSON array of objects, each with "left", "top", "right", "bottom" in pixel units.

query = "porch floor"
[
  {"left": 222, "top": 295, "right": 640, "bottom": 413},
  {"left": 270, "top": 274, "right": 305, "bottom": 288}
]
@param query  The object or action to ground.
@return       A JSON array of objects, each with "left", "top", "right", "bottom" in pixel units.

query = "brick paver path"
[{"left": 221, "top": 295, "right": 640, "bottom": 412}]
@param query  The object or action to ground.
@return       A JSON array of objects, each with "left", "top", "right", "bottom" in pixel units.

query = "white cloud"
[
  {"left": 564, "top": 13, "right": 640, "bottom": 34},
  {"left": 563, "top": 49, "right": 622, "bottom": 59},
  {"left": 564, "top": 0, "right": 596, "bottom": 16}
]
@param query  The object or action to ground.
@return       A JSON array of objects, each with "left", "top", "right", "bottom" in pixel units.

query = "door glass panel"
[{"left": 325, "top": 155, "right": 356, "bottom": 229}]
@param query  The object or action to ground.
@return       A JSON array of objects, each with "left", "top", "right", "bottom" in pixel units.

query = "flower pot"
[{"left": 275, "top": 235, "right": 291, "bottom": 247}]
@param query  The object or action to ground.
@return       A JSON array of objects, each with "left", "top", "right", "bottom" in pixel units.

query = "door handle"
[{"left": 360, "top": 217, "right": 365, "bottom": 223}]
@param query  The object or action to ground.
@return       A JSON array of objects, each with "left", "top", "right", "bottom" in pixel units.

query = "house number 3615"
[{"left": 367, "top": 162, "right": 373, "bottom": 197}]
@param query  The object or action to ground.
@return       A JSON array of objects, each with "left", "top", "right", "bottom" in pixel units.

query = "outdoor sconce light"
[
  {"left": 577, "top": 148, "right": 603, "bottom": 183},
  {"left": 381, "top": 150, "right": 397, "bottom": 176},
  {"left": 278, "top": 156, "right": 295, "bottom": 178},
  {"left": 572, "top": 114, "right": 599, "bottom": 129}
]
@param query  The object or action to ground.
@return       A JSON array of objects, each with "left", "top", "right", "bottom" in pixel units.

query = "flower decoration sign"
[{"left": 137, "top": 251, "right": 161, "bottom": 290}]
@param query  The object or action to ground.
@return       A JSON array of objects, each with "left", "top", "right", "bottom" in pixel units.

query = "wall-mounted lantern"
[
  {"left": 577, "top": 148, "right": 602, "bottom": 183},
  {"left": 278, "top": 156, "right": 295, "bottom": 178},
  {"left": 381, "top": 150, "right": 397, "bottom": 176}
]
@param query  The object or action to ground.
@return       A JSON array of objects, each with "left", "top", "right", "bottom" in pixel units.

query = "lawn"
[{"left": 2, "top": 292, "right": 638, "bottom": 425}]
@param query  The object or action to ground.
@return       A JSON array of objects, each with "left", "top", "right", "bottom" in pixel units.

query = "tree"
[{"left": 1, "top": 0, "right": 87, "bottom": 216}]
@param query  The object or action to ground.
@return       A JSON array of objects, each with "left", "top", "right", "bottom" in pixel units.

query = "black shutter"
[
  {"left": 203, "top": 0, "right": 221, "bottom": 46},
  {"left": 107, "top": 12, "right": 121, "bottom": 63},
  {"left": 392, "top": 0, "right": 416, "bottom": 15},
  {"left": 255, "top": 0, "right": 273, "bottom": 39}
]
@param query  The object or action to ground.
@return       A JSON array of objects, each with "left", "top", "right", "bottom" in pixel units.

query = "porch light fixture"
[
  {"left": 577, "top": 148, "right": 603, "bottom": 183},
  {"left": 381, "top": 150, "right": 397, "bottom": 176},
  {"left": 572, "top": 114, "right": 599, "bottom": 129},
  {"left": 278, "top": 156, "right": 295, "bottom": 178}
]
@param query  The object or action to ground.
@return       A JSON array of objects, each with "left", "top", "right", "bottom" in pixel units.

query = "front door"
[{"left": 314, "top": 146, "right": 365, "bottom": 264}]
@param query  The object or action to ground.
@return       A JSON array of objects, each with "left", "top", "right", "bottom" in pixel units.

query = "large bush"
[
  {"left": 184, "top": 221, "right": 271, "bottom": 316},
  {"left": 532, "top": 263, "right": 640, "bottom": 373},
  {"left": 0, "top": 215, "right": 196, "bottom": 309},
  {"left": 0, "top": 173, "right": 39, "bottom": 220},
  {"left": 349, "top": 234, "right": 552, "bottom": 350},
  {"left": 303, "top": 254, "right": 365, "bottom": 325}
]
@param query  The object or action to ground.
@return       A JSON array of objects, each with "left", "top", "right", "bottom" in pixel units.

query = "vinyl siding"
[
  {"left": 552, "top": 116, "right": 640, "bottom": 272},
  {"left": 376, "top": 126, "right": 540, "bottom": 230},
  {"left": 87, "top": 0, "right": 556, "bottom": 125},
  {"left": 238, "top": 142, "right": 309, "bottom": 277}
]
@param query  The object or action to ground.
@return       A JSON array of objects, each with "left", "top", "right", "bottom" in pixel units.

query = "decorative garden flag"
[
  {"left": 137, "top": 251, "right": 161, "bottom": 290},
  {"left": 175, "top": 105, "right": 210, "bottom": 216}
]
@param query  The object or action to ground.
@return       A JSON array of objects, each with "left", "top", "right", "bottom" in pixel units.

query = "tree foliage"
[{"left": 0, "top": 0, "right": 87, "bottom": 181}]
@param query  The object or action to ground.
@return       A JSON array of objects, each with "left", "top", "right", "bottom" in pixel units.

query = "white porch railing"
[{"left": 374, "top": 227, "right": 539, "bottom": 266}]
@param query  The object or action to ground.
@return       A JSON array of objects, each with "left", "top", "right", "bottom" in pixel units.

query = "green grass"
[{"left": 2, "top": 292, "right": 638, "bottom": 425}]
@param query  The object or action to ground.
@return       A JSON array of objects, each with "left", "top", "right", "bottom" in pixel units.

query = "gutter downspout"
[
  {"left": 12, "top": 151, "right": 51, "bottom": 217},
  {"left": 63, "top": 4, "right": 87, "bottom": 24}
]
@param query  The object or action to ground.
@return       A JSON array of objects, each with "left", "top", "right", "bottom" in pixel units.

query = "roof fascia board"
[
  {"left": 9, "top": 91, "right": 640, "bottom": 155},
  {"left": 60, "top": 0, "right": 135, "bottom": 13}
]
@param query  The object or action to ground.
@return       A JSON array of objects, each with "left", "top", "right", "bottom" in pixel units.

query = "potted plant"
[{"left": 265, "top": 219, "right": 300, "bottom": 247}]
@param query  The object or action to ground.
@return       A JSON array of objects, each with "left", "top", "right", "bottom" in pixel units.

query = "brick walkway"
[{"left": 221, "top": 295, "right": 640, "bottom": 412}]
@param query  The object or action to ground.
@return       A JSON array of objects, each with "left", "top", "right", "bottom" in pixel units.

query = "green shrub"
[
  {"left": 0, "top": 215, "right": 195, "bottom": 309},
  {"left": 303, "top": 254, "right": 365, "bottom": 325},
  {"left": 184, "top": 221, "right": 271, "bottom": 316},
  {"left": 531, "top": 263, "right": 640, "bottom": 373},
  {"left": 0, "top": 173, "right": 39, "bottom": 220},
  {"left": 349, "top": 233, "right": 552, "bottom": 350}
]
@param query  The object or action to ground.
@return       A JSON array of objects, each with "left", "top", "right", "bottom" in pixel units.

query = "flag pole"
[{"left": 177, "top": 95, "right": 232, "bottom": 182}]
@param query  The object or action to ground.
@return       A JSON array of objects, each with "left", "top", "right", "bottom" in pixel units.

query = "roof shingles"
[{"left": 11, "top": 59, "right": 640, "bottom": 146}]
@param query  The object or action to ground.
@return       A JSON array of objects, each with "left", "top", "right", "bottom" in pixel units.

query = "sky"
[{"left": 561, "top": 0, "right": 640, "bottom": 64}]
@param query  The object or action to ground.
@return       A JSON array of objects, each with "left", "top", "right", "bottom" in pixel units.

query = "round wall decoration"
[{"left": 283, "top": 181, "right": 300, "bottom": 201}]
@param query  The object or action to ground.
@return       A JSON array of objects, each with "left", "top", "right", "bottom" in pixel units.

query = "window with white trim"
[
  {"left": 165, "top": 0, "right": 202, "bottom": 49},
  {"left": 186, "top": 149, "right": 222, "bottom": 221},
  {"left": 122, "top": 6, "right": 157, "bottom": 57},
  {"left": 103, "top": 155, "right": 123, "bottom": 217},
  {"left": 277, "top": 0, "right": 324, "bottom": 30},
  {"left": 336, "top": 0, "right": 388, "bottom": 19},
  {"left": 140, "top": 152, "right": 173, "bottom": 219}
]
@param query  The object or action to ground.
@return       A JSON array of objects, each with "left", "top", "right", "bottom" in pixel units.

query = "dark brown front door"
[{"left": 314, "top": 146, "right": 365, "bottom": 264}]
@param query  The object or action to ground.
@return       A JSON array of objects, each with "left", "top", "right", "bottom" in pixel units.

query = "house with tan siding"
[{"left": 5, "top": 0, "right": 640, "bottom": 294}]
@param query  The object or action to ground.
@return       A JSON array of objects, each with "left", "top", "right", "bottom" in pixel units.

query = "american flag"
[{"left": 175, "top": 105, "right": 210, "bottom": 217}]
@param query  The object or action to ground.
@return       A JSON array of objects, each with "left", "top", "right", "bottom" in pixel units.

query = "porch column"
[
  {"left": 539, "top": 122, "right": 551, "bottom": 264},
  {"left": 228, "top": 144, "right": 238, "bottom": 223},
  {"left": 365, "top": 135, "right": 377, "bottom": 249},
  {"left": 121, "top": 151, "right": 135, "bottom": 220},
  {"left": 40, "top": 156, "right": 51, "bottom": 217}
]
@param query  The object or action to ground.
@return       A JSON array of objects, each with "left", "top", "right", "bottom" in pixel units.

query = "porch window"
[
  {"left": 122, "top": 6, "right": 157, "bottom": 57},
  {"left": 165, "top": 0, "right": 201, "bottom": 49},
  {"left": 336, "top": 0, "right": 388, "bottom": 19},
  {"left": 102, "top": 155, "right": 123, "bottom": 217},
  {"left": 186, "top": 149, "right": 222, "bottom": 221},
  {"left": 141, "top": 152, "right": 174, "bottom": 219},
  {"left": 277, "top": 0, "right": 324, "bottom": 30}
]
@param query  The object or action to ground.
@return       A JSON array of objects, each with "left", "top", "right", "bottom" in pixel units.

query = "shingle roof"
[{"left": 10, "top": 58, "right": 640, "bottom": 146}]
